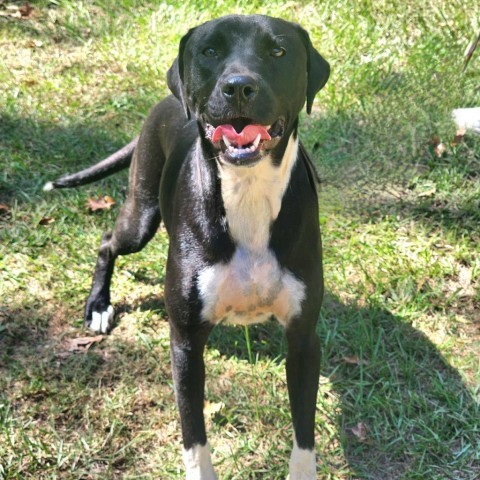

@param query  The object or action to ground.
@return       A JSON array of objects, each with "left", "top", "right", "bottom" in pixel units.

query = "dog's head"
[{"left": 168, "top": 15, "right": 330, "bottom": 166}]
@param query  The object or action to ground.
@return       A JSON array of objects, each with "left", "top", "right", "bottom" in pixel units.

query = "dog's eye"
[
  {"left": 202, "top": 47, "right": 218, "bottom": 58},
  {"left": 271, "top": 47, "right": 286, "bottom": 57}
]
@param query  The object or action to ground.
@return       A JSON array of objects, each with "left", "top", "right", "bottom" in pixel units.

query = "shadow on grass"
[
  {"left": 306, "top": 110, "right": 480, "bottom": 237},
  {"left": 0, "top": 112, "right": 131, "bottom": 204},
  {"left": 318, "top": 294, "right": 479, "bottom": 479},
  {"left": 206, "top": 292, "right": 479, "bottom": 478},
  {"left": 364, "top": 194, "right": 480, "bottom": 237},
  {"left": 1, "top": 292, "right": 478, "bottom": 478},
  {"left": 0, "top": 301, "right": 176, "bottom": 479},
  {"left": 1, "top": 109, "right": 478, "bottom": 478}
]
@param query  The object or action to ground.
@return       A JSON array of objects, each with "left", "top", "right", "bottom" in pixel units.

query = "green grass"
[{"left": 1, "top": 1, "right": 479, "bottom": 479}]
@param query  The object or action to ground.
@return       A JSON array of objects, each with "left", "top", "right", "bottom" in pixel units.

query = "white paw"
[
  {"left": 183, "top": 443, "right": 217, "bottom": 480},
  {"left": 287, "top": 440, "right": 316, "bottom": 480},
  {"left": 89, "top": 305, "right": 114, "bottom": 334}
]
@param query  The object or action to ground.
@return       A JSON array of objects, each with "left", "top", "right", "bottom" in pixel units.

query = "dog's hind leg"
[
  {"left": 85, "top": 147, "right": 163, "bottom": 333},
  {"left": 85, "top": 202, "right": 161, "bottom": 333}
]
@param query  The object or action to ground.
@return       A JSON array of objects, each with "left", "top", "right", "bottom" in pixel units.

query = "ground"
[{"left": 1, "top": 1, "right": 479, "bottom": 479}]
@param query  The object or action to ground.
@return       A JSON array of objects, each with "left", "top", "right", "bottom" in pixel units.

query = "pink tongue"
[{"left": 212, "top": 124, "right": 271, "bottom": 147}]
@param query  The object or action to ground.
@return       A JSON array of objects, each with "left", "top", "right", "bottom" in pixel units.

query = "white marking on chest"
[
  {"left": 198, "top": 135, "right": 305, "bottom": 326},
  {"left": 198, "top": 248, "right": 305, "bottom": 326},
  {"left": 218, "top": 134, "right": 298, "bottom": 251}
]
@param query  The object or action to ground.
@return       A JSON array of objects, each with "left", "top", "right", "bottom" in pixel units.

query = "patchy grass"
[{"left": 1, "top": 1, "right": 479, "bottom": 479}]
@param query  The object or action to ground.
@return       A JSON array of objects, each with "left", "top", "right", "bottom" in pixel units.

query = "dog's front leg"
[
  {"left": 170, "top": 322, "right": 217, "bottom": 480},
  {"left": 285, "top": 322, "right": 321, "bottom": 480}
]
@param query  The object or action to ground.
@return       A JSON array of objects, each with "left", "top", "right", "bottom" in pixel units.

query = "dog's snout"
[{"left": 221, "top": 75, "right": 259, "bottom": 102}]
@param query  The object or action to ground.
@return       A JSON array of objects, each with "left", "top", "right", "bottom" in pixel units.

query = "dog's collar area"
[{"left": 204, "top": 118, "right": 285, "bottom": 166}]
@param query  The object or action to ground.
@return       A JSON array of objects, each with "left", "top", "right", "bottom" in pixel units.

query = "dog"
[{"left": 45, "top": 14, "right": 330, "bottom": 479}]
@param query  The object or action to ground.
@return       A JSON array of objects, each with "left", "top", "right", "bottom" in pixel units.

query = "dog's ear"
[
  {"left": 296, "top": 26, "right": 330, "bottom": 115},
  {"left": 167, "top": 28, "right": 195, "bottom": 120}
]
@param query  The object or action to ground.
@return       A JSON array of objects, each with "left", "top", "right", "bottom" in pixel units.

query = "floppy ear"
[
  {"left": 297, "top": 26, "right": 330, "bottom": 114},
  {"left": 167, "top": 28, "right": 195, "bottom": 120}
]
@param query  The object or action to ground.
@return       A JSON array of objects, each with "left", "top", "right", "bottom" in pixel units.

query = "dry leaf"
[
  {"left": 417, "top": 186, "right": 436, "bottom": 198},
  {"left": 28, "top": 39, "right": 43, "bottom": 48},
  {"left": 343, "top": 355, "right": 369, "bottom": 366},
  {"left": 39, "top": 216, "right": 55, "bottom": 225},
  {"left": 204, "top": 401, "right": 225, "bottom": 418},
  {"left": 0, "top": 204, "right": 10, "bottom": 218},
  {"left": 19, "top": 2, "right": 34, "bottom": 18},
  {"left": 452, "top": 128, "right": 466, "bottom": 147},
  {"left": 0, "top": 2, "right": 35, "bottom": 19},
  {"left": 430, "top": 135, "right": 447, "bottom": 158},
  {"left": 87, "top": 195, "right": 115, "bottom": 212},
  {"left": 68, "top": 335, "right": 104, "bottom": 353},
  {"left": 351, "top": 422, "right": 368, "bottom": 442},
  {"left": 434, "top": 142, "right": 446, "bottom": 157}
]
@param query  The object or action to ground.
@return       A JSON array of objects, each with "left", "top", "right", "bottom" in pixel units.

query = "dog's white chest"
[
  {"left": 197, "top": 248, "right": 305, "bottom": 326},
  {"left": 217, "top": 134, "right": 298, "bottom": 252},
  {"left": 197, "top": 134, "right": 304, "bottom": 326}
]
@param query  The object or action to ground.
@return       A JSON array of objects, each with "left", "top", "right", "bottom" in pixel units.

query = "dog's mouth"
[{"left": 205, "top": 117, "right": 285, "bottom": 166}]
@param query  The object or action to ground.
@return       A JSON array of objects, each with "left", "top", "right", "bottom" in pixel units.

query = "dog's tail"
[{"left": 43, "top": 137, "right": 138, "bottom": 191}]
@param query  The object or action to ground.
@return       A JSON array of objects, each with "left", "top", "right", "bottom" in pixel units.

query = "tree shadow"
[
  {"left": 0, "top": 111, "right": 131, "bottom": 205},
  {"left": 303, "top": 109, "right": 480, "bottom": 238},
  {"left": 1, "top": 287, "right": 477, "bottom": 478},
  {"left": 319, "top": 294, "right": 478, "bottom": 479},
  {"left": 0, "top": 301, "right": 177, "bottom": 478},
  {"left": 1, "top": 103, "right": 478, "bottom": 478},
  {"left": 205, "top": 292, "right": 479, "bottom": 478}
]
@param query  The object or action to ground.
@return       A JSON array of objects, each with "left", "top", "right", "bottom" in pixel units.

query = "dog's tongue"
[{"left": 212, "top": 124, "right": 271, "bottom": 146}]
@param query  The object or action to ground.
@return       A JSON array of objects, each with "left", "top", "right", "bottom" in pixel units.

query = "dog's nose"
[{"left": 221, "top": 76, "right": 259, "bottom": 102}]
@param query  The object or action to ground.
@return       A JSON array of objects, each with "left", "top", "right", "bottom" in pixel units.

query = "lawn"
[{"left": 1, "top": 1, "right": 479, "bottom": 479}]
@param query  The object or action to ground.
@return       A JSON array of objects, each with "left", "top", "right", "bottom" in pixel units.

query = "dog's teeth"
[
  {"left": 222, "top": 135, "right": 232, "bottom": 147},
  {"left": 253, "top": 134, "right": 262, "bottom": 149}
]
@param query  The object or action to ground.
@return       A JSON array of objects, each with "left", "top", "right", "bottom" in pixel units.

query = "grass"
[{"left": 1, "top": 0, "right": 479, "bottom": 478}]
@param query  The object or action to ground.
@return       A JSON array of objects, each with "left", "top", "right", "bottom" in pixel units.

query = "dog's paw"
[
  {"left": 183, "top": 444, "right": 217, "bottom": 480},
  {"left": 286, "top": 475, "right": 316, "bottom": 480},
  {"left": 287, "top": 444, "right": 316, "bottom": 480},
  {"left": 88, "top": 305, "right": 114, "bottom": 334},
  {"left": 286, "top": 472, "right": 316, "bottom": 480}
]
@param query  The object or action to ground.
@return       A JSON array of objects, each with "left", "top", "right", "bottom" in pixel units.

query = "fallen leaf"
[
  {"left": 351, "top": 422, "right": 368, "bottom": 442},
  {"left": 19, "top": 2, "right": 34, "bottom": 18},
  {"left": 87, "top": 195, "right": 115, "bottom": 212},
  {"left": 343, "top": 355, "right": 369, "bottom": 366},
  {"left": 417, "top": 186, "right": 436, "bottom": 198},
  {"left": 204, "top": 401, "right": 225, "bottom": 418},
  {"left": 28, "top": 39, "right": 43, "bottom": 48},
  {"left": 68, "top": 335, "right": 104, "bottom": 353},
  {"left": 434, "top": 142, "right": 446, "bottom": 157},
  {"left": 0, "top": 3, "right": 35, "bottom": 19},
  {"left": 451, "top": 128, "right": 466, "bottom": 146},
  {"left": 39, "top": 216, "right": 55, "bottom": 225},
  {"left": 0, "top": 204, "right": 10, "bottom": 218},
  {"left": 429, "top": 135, "right": 447, "bottom": 158}
]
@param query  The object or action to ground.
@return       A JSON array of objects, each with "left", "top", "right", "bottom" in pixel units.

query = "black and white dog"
[{"left": 45, "top": 14, "right": 330, "bottom": 479}]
